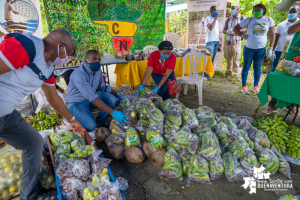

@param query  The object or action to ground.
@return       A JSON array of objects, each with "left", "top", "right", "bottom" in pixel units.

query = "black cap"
[{"left": 158, "top": 41, "right": 173, "bottom": 51}]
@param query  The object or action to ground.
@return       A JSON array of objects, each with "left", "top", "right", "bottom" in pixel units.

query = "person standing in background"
[
  {"left": 202, "top": 15, "right": 205, "bottom": 27},
  {"left": 204, "top": 6, "right": 220, "bottom": 80},
  {"left": 223, "top": 4, "right": 245, "bottom": 79},
  {"left": 4, "top": 0, "right": 18, "bottom": 21}
]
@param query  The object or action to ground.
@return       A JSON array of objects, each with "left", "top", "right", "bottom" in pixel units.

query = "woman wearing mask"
[
  {"left": 234, "top": 4, "right": 275, "bottom": 95},
  {"left": 138, "top": 41, "right": 176, "bottom": 100}
]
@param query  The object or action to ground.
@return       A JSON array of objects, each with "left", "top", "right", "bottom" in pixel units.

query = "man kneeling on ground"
[{"left": 65, "top": 50, "right": 128, "bottom": 131}]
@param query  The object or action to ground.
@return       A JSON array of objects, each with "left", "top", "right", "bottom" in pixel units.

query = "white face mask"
[{"left": 52, "top": 45, "right": 69, "bottom": 66}]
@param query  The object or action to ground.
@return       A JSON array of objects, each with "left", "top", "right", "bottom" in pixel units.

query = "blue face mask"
[
  {"left": 86, "top": 60, "right": 101, "bottom": 71},
  {"left": 161, "top": 53, "right": 170, "bottom": 59},
  {"left": 213, "top": 11, "right": 219, "bottom": 17},
  {"left": 288, "top": 13, "right": 297, "bottom": 20},
  {"left": 230, "top": 10, "right": 236, "bottom": 15}
]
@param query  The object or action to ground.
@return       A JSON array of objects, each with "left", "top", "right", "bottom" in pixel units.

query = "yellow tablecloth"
[{"left": 114, "top": 55, "right": 214, "bottom": 88}]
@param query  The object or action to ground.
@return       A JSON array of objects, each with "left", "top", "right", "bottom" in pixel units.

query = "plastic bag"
[
  {"left": 105, "top": 133, "right": 125, "bottom": 149},
  {"left": 222, "top": 152, "right": 248, "bottom": 182},
  {"left": 196, "top": 111, "right": 217, "bottom": 128},
  {"left": 62, "top": 177, "right": 86, "bottom": 193},
  {"left": 146, "top": 130, "right": 166, "bottom": 151},
  {"left": 70, "top": 139, "right": 84, "bottom": 152},
  {"left": 217, "top": 122, "right": 231, "bottom": 148},
  {"left": 89, "top": 150, "right": 112, "bottom": 175},
  {"left": 192, "top": 124, "right": 212, "bottom": 138},
  {"left": 181, "top": 108, "right": 199, "bottom": 129},
  {"left": 187, "top": 155, "right": 211, "bottom": 184},
  {"left": 256, "top": 145, "right": 279, "bottom": 175},
  {"left": 254, "top": 130, "right": 271, "bottom": 148},
  {"left": 96, "top": 182, "right": 123, "bottom": 200},
  {"left": 164, "top": 110, "right": 182, "bottom": 134},
  {"left": 153, "top": 98, "right": 164, "bottom": 110},
  {"left": 208, "top": 156, "right": 224, "bottom": 180},
  {"left": 162, "top": 99, "right": 175, "bottom": 113},
  {"left": 171, "top": 99, "right": 182, "bottom": 107},
  {"left": 227, "top": 131, "right": 254, "bottom": 159},
  {"left": 197, "top": 132, "right": 221, "bottom": 160},
  {"left": 109, "top": 119, "right": 126, "bottom": 134},
  {"left": 230, "top": 128, "right": 254, "bottom": 150},
  {"left": 278, "top": 195, "right": 300, "bottom": 200},
  {"left": 224, "top": 112, "right": 237, "bottom": 119},
  {"left": 218, "top": 117, "right": 237, "bottom": 129},
  {"left": 136, "top": 119, "right": 148, "bottom": 136},
  {"left": 125, "top": 128, "right": 141, "bottom": 148},
  {"left": 143, "top": 93, "right": 163, "bottom": 102},
  {"left": 180, "top": 126, "right": 191, "bottom": 133},
  {"left": 271, "top": 147, "right": 291, "bottom": 179},
  {"left": 193, "top": 107, "right": 205, "bottom": 116},
  {"left": 168, "top": 131, "right": 199, "bottom": 155},
  {"left": 160, "top": 148, "right": 183, "bottom": 181},
  {"left": 62, "top": 190, "right": 78, "bottom": 200},
  {"left": 135, "top": 98, "right": 155, "bottom": 119},
  {"left": 235, "top": 117, "right": 259, "bottom": 140},
  {"left": 71, "top": 159, "right": 90, "bottom": 181},
  {"left": 54, "top": 143, "right": 71, "bottom": 164},
  {"left": 199, "top": 106, "right": 214, "bottom": 113},
  {"left": 139, "top": 87, "right": 153, "bottom": 98},
  {"left": 179, "top": 149, "right": 191, "bottom": 175},
  {"left": 148, "top": 108, "right": 164, "bottom": 132},
  {"left": 240, "top": 154, "right": 260, "bottom": 177},
  {"left": 278, "top": 60, "right": 300, "bottom": 77},
  {"left": 123, "top": 108, "right": 138, "bottom": 129}
]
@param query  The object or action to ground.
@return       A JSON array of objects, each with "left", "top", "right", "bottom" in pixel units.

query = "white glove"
[
  {"left": 242, "top": 33, "right": 249, "bottom": 40},
  {"left": 266, "top": 47, "right": 276, "bottom": 61},
  {"left": 227, "top": 29, "right": 234, "bottom": 35}
]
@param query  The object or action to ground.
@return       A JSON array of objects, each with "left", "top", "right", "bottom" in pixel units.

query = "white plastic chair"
[
  {"left": 143, "top": 45, "right": 158, "bottom": 53},
  {"left": 176, "top": 52, "right": 207, "bottom": 105},
  {"left": 163, "top": 32, "right": 180, "bottom": 49}
]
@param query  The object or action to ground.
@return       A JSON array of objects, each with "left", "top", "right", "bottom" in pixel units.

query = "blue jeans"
[
  {"left": 206, "top": 41, "right": 219, "bottom": 63},
  {"left": 67, "top": 91, "right": 116, "bottom": 131},
  {"left": 270, "top": 51, "right": 283, "bottom": 72},
  {"left": 242, "top": 46, "right": 266, "bottom": 87},
  {"left": 151, "top": 72, "right": 175, "bottom": 100}
]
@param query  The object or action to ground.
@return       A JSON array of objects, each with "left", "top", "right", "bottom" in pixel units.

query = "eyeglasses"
[{"left": 59, "top": 41, "right": 78, "bottom": 58}]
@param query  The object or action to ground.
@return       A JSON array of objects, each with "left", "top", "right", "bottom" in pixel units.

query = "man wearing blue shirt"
[{"left": 65, "top": 50, "right": 128, "bottom": 131}]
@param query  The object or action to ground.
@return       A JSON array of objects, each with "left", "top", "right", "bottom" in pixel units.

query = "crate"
[
  {"left": 54, "top": 154, "right": 126, "bottom": 200},
  {"left": 46, "top": 130, "right": 97, "bottom": 168}
]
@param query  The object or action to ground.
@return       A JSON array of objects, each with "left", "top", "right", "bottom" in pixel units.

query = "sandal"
[{"left": 262, "top": 108, "right": 278, "bottom": 114}]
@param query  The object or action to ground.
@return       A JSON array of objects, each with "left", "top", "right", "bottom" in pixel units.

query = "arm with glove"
[{"left": 266, "top": 26, "right": 276, "bottom": 61}]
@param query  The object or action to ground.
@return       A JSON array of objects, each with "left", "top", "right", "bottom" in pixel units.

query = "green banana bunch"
[
  {"left": 180, "top": 149, "right": 191, "bottom": 175},
  {"left": 240, "top": 154, "right": 260, "bottom": 177},
  {"left": 139, "top": 87, "right": 153, "bottom": 98},
  {"left": 256, "top": 147, "right": 279, "bottom": 175},
  {"left": 180, "top": 108, "right": 199, "bottom": 129},
  {"left": 256, "top": 115, "right": 289, "bottom": 153},
  {"left": 196, "top": 111, "right": 217, "bottom": 128},
  {"left": 217, "top": 122, "right": 231, "bottom": 147},
  {"left": 218, "top": 117, "right": 237, "bottom": 129},
  {"left": 228, "top": 135, "right": 253, "bottom": 159},
  {"left": 208, "top": 157, "right": 224, "bottom": 180},
  {"left": 286, "top": 125, "right": 300, "bottom": 159},
  {"left": 197, "top": 132, "right": 221, "bottom": 160},
  {"left": 160, "top": 148, "right": 183, "bottom": 179},
  {"left": 136, "top": 119, "right": 148, "bottom": 136},
  {"left": 233, "top": 129, "right": 254, "bottom": 150},
  {"left": 119, "top": 99, "right": 130, "bottom": 107},
  {"left": 192, "top": 125, "right": 212, "bottom": 137},
  {"left": 153, "top": 98, "right": 163, "bottom": 110},
  {"left": 187, "top": 155, "right": 211, "bottom": 184},
  {"left": 146, "top": 130, "right": 166, "bottom": 151},
  {"left": 271, "top": 147, "right": 291, "bottom": 179},
  {"left": 135, "top": 99, "right": 155, "bottom": 119},
  {"left": 193, "top": 107, "right": 205, "bottom": 116},
  {"left": 164, "top": 110, "right": 182, "bottom": 133},
  {"left": 168, "top": 131, "right": 199, "bottom": 155},
  {"left": 125, "top": 128, "right": 141, "bottom": 148},
  {"left": 222, "top": 152, "right": 247, "bottom": 182},
  {"left": 162, "top": 99, "right": 175, "bottom": 113},
  {"left": 148, "top": 108, "right": 164, "bottom": 130}
]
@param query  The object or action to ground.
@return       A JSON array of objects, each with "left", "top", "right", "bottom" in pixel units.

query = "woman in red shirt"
[{"left": 139, "top": 41, "right": 177, "bottom": 100}]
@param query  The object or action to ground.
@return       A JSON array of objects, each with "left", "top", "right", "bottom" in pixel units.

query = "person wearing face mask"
[
  {"left": 234, "top": 3, "right": 275, "bottom": 95},
  {"left": 223, "top": 4, "right": 245, "bottom": 79},
  {"left": 65, "top": 50, "right": 128, "bottom": 131},
  {"left": 138, "top": 41, "right": 176, "bottom": 100},
  {"left": 0, "top": 29, "right": 85, "bottom": 200}
]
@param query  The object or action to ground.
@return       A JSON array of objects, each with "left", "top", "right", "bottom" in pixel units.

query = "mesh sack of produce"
[
  {"left": 135, "top": 119, "right": 148, "bottom": 136},
  {"left": 278, "top": 60, "right": 300, "bottom": 77},
  {"left": 181, "top": 108, "right": 199, "bottom": 129},
  {"left": 109, "top": 119, "right": 126, "bottom": 134},
  {"left": 224, "top": 112, "right": 237, "bottom": 119},
  {"left": 234, "top": 117, "right": 259, "bottom": 140},
  {"left": 227, "top": 131, "right": 254, "bottom": 159},
  {"left": 271, "top": 147, "right": 291, "bottom": 179},
  {"left": 218, "top": 117, "right": 237, "bottom": 129},
  {"left": 146, "top": 130, "right": 167, "bottom": 151},
  {"left": 240, "top": 154, "right": 260, "bottom": 177},
  {"left": 69, "top": 159, "right": 90, "bottom": 181},
  {"left": 160, "top": 148, "right": 183, "bottom": 181},
  {"left": 62, "top": 177, "right": 86, "bottom": 195},
  {"left": 95, "top": 181, "right": 123, "bottom": 200},
  {"left": 196, "top": 111, "right": 217, "bottom": 128},
  {"left": 179, "top": 149, "right": 191, "bottom": 175},
  {"left": 163, "top": 110, "right": 182, "bottom": 134},
  {"left": 56, "top": 159, "right": 75, "bottom": 182},
  {"left": 187, "top": 155, "right": 211, "bottom": 184},
  {"left": 153, "top": 98, "right": 164, "bottom": 110},
  {"left": 89, "top": 149, "right": 112, "bottom": 176},
  {"left": 230, "top": 128, "right": 254, "bottom": 150},
  {"left": 135, "top": 98, "right": 155, "bottom": 119},
  {"left": 222, "top": 152, "right": 248, "bottom": 182},
  {"left": 208, "top": 156, "right": 224, "bottom": 181},
  {"left": 123, "top": 108, "right": 138, "bottom": 129},
  {"left": 162, "top": 99, "right": 175, "bottom": 114},
  {"left": 168, "top": 130, "right": 199, "bottom": 155},
  {"left": 255, "top": 144, "right": 279, "bottom": 175},
  {"left": 139, "top": 87, "right": 154, "bottom": 98},
  {"left": 254, "top": 130, "right": 271, "bottom": 148},
  {"left": 217, "top": 122, "right": 231, "bottom": 148},
  {"left": 105, "top": 133, "right": 125, "bottom": 149},
  {"left": 148, "top": 108, "right": 164, "bottom": 132},
  {"left": 125, "top": 128, "right": 141, "bottom": 148},
  {"left": 197, "top": 132, "right": 221, "bottom": 161}
]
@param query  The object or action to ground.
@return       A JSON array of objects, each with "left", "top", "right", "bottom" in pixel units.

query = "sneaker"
[
  {"left": 253, "top": 86, "right": 260, "bottom": 95},
  {"left": 241, "top": 86, "right": 249, "bottom": 95},
  {"left": 262, "top": 107, "right": 278, "bottom": 114},
  {"left": 223, "top": 74, "right": 229, "bottom": 78},
  {"left": 203, "top": 74, "right": 211, "bottom": 80}
]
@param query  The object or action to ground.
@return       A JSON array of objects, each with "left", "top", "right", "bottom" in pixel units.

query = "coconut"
[
  {"left": 151, "top": 149, "right": 166, "bottom": 167},
  {"left": 142, "top": 142, "right": 152, "bottom": 158},
  {"left": 124, "top": 147, "right": 145, "bottom": 163},
  {"left": 95, "top": 127, "right": 111, "bottom": 143},
  {"left": 109, "top": 144, "right": 125, "bottom": 160}
]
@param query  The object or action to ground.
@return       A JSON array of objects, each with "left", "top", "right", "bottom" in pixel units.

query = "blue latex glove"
[
  {"left": 151, "top": 87, "right": 159, "bottom": 94},
  {"left": 138, "top": 85, "right": 144, "bottom": 97},
  {"left": 116, "top": 93, "right": 126, "bottom": 99},
  {"left": 111, "top": 111, "right": 129, "bottom": 126}
]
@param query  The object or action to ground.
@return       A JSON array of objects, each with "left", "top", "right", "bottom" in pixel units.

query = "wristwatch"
[
  {"left": 68, "top": 116, "right": 75, "bottom": 123},
  {"left": 157, "top": 85, "right": 161, "bottom": 89}
]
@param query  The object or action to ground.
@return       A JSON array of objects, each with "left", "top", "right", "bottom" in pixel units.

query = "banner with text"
[
  {"left": 44, "top": 0, "right": 165, "bottom": 58},
  {"left": 0, "top": 0, "right": 43, "bottom": 38},
  {"left": 187, "top": 0, "right": 227, "bottom": 71}
]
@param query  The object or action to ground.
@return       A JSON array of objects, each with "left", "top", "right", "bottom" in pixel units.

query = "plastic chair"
[
  {"left": 176, "top": 52, "right": 207, "bottom": 105},
  {"left": 163, "top": 32, "right": 180, "bottom": 49},
  {"left": 143, "top": 45, "right": 158, "bottom": 53}
]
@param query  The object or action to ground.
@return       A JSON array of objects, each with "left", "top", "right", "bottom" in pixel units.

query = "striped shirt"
[
  {"left": 225, "top": 14, "right": 245, "bottom": 45},
  {"left": 0, "top": 33, "right": 55, "bottom": 117}
]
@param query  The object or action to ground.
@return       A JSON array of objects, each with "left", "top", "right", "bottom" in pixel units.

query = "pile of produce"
[
  {"left": 122, "top": 50, "right": 151, "bottom": 61},
  {"left": 49, "top": 131, "right": 95, "bottom": 164},
  {"left": 54, "top": 56, "right": 83, "bottom": 68},
  {"left": 0, "top": 145, "right": 56, "bottom": 200},
  {"left": 171, "top": 47, "right": 210, "bottom": 58},
  {"left": 277, "top": 60, "right": 300, "bottom": 77},
  {"left": 23, "top": 109, "right": 62, "bottom": 131},
  {"left": 287, "top": 125, "right": 300, "bottom": 159}
]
